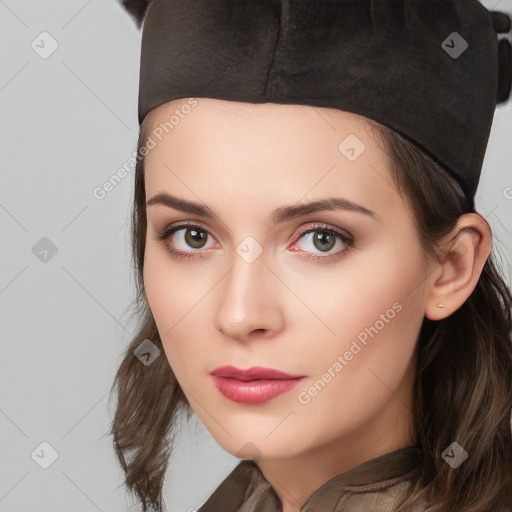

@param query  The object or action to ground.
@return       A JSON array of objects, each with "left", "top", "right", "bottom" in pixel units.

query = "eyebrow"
[{"left": 146, "top": 192, "right": 377, "bottom": 227}]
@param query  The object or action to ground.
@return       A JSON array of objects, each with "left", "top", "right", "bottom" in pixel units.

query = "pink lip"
[
  {"left": 209, "top": 366, "right": 306, "bottom": 404},
  {"left": 210, "top": 365, "right": 304, "bottom": 381}
]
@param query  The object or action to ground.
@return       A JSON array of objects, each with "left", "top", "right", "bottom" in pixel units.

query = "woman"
[{"left": 110, "top": 1, "right": 512, "bottom": 511}]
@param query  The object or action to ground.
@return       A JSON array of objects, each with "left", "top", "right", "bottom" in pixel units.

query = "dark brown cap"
[{"left": 120, "top": 0, "right": 511, "bottom": 209}]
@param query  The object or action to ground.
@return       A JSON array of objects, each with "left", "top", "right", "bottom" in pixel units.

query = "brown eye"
[
  {"left": 156, "top": 223, "right": 217, "bottom": 259},
  {"left": 184, "top": 227, "right": 208, "bottom": 249}
]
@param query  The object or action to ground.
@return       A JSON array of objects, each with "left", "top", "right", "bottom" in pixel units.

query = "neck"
[{"left": 255, "top": 375, "right": 417, "bottom": 511}]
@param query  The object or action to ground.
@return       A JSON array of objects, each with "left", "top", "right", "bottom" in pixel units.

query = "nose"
[{"left": 213, "top": 248, "right": 285, "bottom": 342}]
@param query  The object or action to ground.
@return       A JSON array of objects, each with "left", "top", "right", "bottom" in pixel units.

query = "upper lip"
[{"left": 210, "top": 365, "right": 304, "bottom": 382}]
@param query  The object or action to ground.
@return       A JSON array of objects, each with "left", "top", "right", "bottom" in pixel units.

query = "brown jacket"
[{"left": 198, "top": 445, "right": 430, "bottom": 512}]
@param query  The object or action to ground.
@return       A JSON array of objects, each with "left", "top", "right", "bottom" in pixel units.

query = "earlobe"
[{"left": 424, "top": 214, "right": 492, "bottom": 321}]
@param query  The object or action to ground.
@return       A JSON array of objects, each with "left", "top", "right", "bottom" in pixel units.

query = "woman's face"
[{"left": 142, "top": 98, "right": 428, "bottom": 461}]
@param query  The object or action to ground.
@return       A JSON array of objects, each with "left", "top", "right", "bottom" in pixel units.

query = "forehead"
[
  {"left": 143, "top": 98, "right": 387, "bottom": 167},
  {"left": 142, "top": 98, "right": 396, "bottom": 214}
]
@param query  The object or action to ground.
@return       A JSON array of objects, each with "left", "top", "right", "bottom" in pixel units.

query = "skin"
[{"left": 142, "top": 98, "right": 492, "bottom": 512}]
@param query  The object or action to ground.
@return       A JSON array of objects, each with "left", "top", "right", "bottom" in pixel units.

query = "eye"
[
  {"left": 155, "top": 221, "right": 354, "bottom": 261},
  {"left": 155, "top": 222, "right": 217, "bottom": 259},
  {"left": 289, "top": 223, "right": 354, "bottom": 261}
]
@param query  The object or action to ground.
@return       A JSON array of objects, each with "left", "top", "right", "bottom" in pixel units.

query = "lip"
[
  {"left": 210, "top": 365, "right": 304, "bottom": 381},
  {"left": 209, "top": 366, "right": 306, "bottom": 404}
]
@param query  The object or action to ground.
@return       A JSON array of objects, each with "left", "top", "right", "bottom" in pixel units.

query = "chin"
[{"left": 209, "top": 427, "right": 307, "bottom": 461}]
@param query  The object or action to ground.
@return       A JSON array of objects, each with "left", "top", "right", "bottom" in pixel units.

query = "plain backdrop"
[{"left": 1, "top": 1, "right": 511, "bottom": 511}]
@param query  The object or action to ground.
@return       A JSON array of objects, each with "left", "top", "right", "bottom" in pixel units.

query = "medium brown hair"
[{"left": 108, "top": 113, "right": 512, "bottom": 512}]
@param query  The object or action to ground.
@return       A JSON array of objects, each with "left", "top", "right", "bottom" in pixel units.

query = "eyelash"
[{"left": 155, "top": 221, "right": 355, "bottom": 262}]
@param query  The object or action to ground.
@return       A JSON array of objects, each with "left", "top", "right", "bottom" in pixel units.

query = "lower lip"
[{"left": 211, "top": 376, "right": 306, "bottom": 404}]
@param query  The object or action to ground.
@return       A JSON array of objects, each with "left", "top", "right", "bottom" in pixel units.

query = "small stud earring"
[{"left": 437, "top": 303, "right": 445, "bottom": 308}]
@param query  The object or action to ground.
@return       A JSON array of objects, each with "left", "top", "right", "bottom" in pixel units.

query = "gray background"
[{"left": 1, "top": 1, "right": 511, "bottom": 511}]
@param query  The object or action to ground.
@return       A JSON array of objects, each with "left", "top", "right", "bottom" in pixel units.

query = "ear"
[{"left": 424, "top": 213, "right": 492, "bottom": 321}]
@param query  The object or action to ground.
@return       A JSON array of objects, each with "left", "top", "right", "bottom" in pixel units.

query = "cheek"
[
  {"left": 142, "top": 246, "right": 187, "bottom": 358},
  {"left": 143, "top": 246, "right": 174, "bottom": 329},
  {"left": 142, "top": 244, "right": 213, "bottom": 375},
  {"left": 290, "top": 229, "right": 424, "bottom": 345},
  {"left": 292, "top": 233, "right": 425, "bottom": 403},
  {"left": 143, "top": 242, "right": 203, "bottom": 329}
]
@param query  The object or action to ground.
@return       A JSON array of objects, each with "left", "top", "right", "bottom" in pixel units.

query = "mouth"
[{"left": 209, "top": 365, "right": 306, "bottom": 404}]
